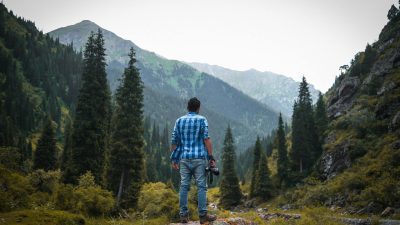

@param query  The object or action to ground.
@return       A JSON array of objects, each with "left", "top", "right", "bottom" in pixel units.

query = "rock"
[
  {"left": 256, "top": 208, "right": 268, "bottom": 213},
  {"left": 391, "top": 111, "right": 400, "bottom": 131},
  {"left": 335, "top": 217, "right": 371, "bottom": 225},
  {"left": 382, "top": 207, "right": 395, "bottom": 217},
  {"left": 258, "top": 213, "right": 301, "bottom": 220},
  {"left": 244, "top": 199, "right": 257, "bottom": 208},
  {"left": 225, "top": 217, "right": 257, "bottom": 225},
  {"left": 370, "top": 46, "right": 400, "bottom": 77},
  {"left": 281, "top": 204, "right": 294, "bottom": 211},
  {"left": 338, "top": 77, "right": 360, "bottom": 99},
  {"left": 319, "top": 141, "right": 352, "bottom": 179},
  {"left": 209, "top": 203, "right": 218, "bottom": 210},
  {"left": 378, "top": 81, "right": 397, "bottom": 96},
  {"left": 357, "top": 202, "right": 384, "bottom": 214},
  {"left": 169, "top": 217, "right": 257, "bottom": 225},
  {"left": 170, "top": 222, "right": 201, "bottom": 225},
  {"left": 327, "top": 77, "right": 360, "bottom": 118},
  {"left": 392, "top": 141, "right": 400, "bottom": 150},
  {"left": 325, "top": 194, "right": 346, "bottom": 207}
]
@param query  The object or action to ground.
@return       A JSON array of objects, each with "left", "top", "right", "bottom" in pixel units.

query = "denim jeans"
[{"left": 179, "top": 158, "right": 208, "bottom": 217}]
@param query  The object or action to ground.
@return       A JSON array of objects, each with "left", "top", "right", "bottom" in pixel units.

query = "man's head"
[{"left": 187, "top": 97, "right": 201, "bottom": 113}]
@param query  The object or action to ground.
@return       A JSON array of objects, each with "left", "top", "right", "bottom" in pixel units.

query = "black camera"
[
  {"left": 205, "top": 162, "right": 219, "bottom": 184},
  {"left": 206, "top": 165, "right": 219, "bottom": 176}
]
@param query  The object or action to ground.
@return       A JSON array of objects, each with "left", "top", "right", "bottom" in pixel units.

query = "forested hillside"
[{"left": 0, "top": 3, "right": 82, "bottom": 164}]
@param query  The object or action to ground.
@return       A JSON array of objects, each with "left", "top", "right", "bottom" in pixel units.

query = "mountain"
[
  {"left": 188, "top": 63, "right": 320, "bottom": 117},
  {"left": 281, "top": 8, "right": 400, "bottom": 213},
  {"left": 49, "top": 20, "right": 281, "bottom": 151}
]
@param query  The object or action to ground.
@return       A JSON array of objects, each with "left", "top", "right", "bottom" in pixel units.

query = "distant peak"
[
  {"left": 73, "top": 20, "right": 100, "bottom": 28},
  {"left": 78, "top": 20, "right": 95, "bottom": 25}
]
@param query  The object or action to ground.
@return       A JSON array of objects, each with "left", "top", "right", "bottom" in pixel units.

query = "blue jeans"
[{"left": 179, "top": 158, "right": 208, "bottom": 217}]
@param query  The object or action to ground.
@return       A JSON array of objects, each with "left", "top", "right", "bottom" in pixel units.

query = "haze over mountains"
[
  {"left": 189, "top": 63, "right": 320, "bottom": 117},
  {"left": 49, "top": 20, "right": 285, "bottom": 151}
]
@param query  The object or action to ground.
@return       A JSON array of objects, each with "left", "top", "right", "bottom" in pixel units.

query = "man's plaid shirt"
[{"left": 170, "top": 112, "right": 210, "bottom": 163}]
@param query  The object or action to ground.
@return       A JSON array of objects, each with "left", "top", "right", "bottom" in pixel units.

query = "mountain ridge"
[{"left": 188, "top": 62, "right": 320, "bottom": 117}]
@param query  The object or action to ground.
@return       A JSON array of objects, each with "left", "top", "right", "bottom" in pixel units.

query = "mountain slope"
[
  {"left": 282, "top": 9, "right": 400, "bottom": 213},
  {"left": 49, "top": 20, "right": 281, "bottom": 151},
  {"left": 0, "top": 4, "right": 82, "bottom": 152},
  {"left": 189, "top": 63, "right": 320, "bottom": 117}
]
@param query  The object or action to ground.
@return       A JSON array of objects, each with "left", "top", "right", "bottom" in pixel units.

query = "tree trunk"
[
  {"left": 116, "top": 170, "right": 125, "bottom": 207},
  {"left": 299, "top": 159, "right": 303, "bottom": 173}
]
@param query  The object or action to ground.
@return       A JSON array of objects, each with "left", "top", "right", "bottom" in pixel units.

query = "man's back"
[{"left": 171, "top": 112, "right": 209, "bottom": 160}]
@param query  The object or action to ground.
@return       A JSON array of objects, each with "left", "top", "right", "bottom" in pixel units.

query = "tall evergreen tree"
[
  {"left": 33, "top": 118, "right": 57, "bottom": 171},
  {"left": 254, "top": 152, "right": 273, "bottom": 200},
  {"left": 276, "top": 113, "right": 289, "bottom": 187},
  {"left": 250, "top": 136, "right": 262, "bottom": 197},
  {"left": 290, "top": 77, "right": 320, "bottom": 174},
  {"left": 106, "top": 47, "right": 145, "bottom": 208},
  {"left": 314, "top": 92, "right": 328, "bottom": 144},
  {"left": 65, "top": 30, "right": 111, "bottom": 184},
  {"left": 219, "top": 126, "right": 242, "bottom": 208}
]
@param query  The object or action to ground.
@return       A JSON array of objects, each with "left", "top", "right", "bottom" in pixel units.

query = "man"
[{"left": 170, "top": 97, "right": 217, "bottom": 224}]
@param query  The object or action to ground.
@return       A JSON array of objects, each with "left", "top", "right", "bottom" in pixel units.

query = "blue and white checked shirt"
[{"left": 170, "top": 112, "right": 210, "bottom": 163}]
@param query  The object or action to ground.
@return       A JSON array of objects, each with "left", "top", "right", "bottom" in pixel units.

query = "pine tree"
[
  {"left": 276, "top": 113, "right": 289, "bottom": 187},
  {"left": 219, "top": 126, "right": 242, "bottom": 208},
  {"left": 253, "top": 152, "right": 272, "bottom": 200},
  {"left": 106, "top": 47, "right": 145, "bottom": 208},
  {"left": 250, "top": 136, "right": 262, "bottom": 197},
  {"left": 387, "top": 5, "right": 399, "bottom": 21},
  {"left": 33, "top": 118, "right": 57, "bottom": 171},
  {"left": 290, "top": 77, "right": 321, "bottom": 175},
  {"left": 65, "top": 30, "right": 111, "bottom": 184},
  {"left": 314, "top": 92, "right": 328, "bottom": 144}
]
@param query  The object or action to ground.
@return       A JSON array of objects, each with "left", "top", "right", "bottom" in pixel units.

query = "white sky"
[{"left": 4, "top": 0, "right": 398, "bottom": 92}]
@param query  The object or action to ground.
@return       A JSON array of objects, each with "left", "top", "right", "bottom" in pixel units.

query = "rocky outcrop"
[
  {"left": 327, "top": 77, "right": 360, "bottom": 118},
  {"left": 319, "top": 140, "right": 352, "bottom": 179},
  {"left": 370, "top": 46, "right": 400, "bottom": 77}
]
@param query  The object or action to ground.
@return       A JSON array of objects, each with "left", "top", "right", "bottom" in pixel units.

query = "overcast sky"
[{"left": 4, "top": 0, "right": 398, "bottom": 92}]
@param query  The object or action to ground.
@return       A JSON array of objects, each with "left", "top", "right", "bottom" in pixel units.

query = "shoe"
[
  {"left": 180, "top": 215, "right": 189, "bottom": 223},
  {"left": 200, "top": 214, "right": 217, "bottom": 224}
]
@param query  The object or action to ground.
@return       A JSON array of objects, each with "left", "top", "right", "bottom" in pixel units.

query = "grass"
[{"left": 0, "top": 209, "right": 85, "bottom": 225}]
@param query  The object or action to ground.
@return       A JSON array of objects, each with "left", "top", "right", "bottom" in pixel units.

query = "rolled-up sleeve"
[
  {"left": 202, "top": 118, "right": 210, "bottom": 140},
  {"left": 171, "top": 119, "right": 180, "bottom": 145}
]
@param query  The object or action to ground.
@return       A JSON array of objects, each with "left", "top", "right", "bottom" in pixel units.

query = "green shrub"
[
  {"left": 29, "top": 169, "right": 61, "bottom": 193},
  {"left": 54, "top": 171, "right": 115, "bottom": 217},
  {"left": 137, "top": 182, "right": 179, "bottom": 220},
  {"left": 53, "top": 184, "right": 76, "bottom": 211},
  {"left": 0, "top": 147, "right": 23, "bottom": 171},
  {"left": 73, "top": 185, "right": 115, "bottom": 216},
  {"left": 0, "top": 165, "right": 33, "bottom": 211}
]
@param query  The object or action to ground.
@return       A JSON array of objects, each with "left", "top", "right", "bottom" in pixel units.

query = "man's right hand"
[
  {"left": 210, "top": 160, "right": 216, "bottom": 168},
  {"left": 172, "top": 162, "right": 179, "bottom": 170}
]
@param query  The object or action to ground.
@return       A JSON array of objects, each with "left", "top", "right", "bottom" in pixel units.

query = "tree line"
[{"left": 218, "top": 77, "right": 328, "bottom": 208}]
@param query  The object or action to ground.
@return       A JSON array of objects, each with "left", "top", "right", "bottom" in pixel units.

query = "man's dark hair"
[{"left": 187, "top": 97, "right": 201, "bottom": 112}]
